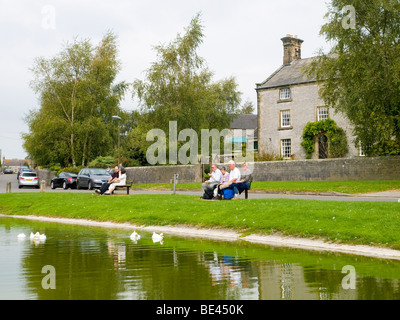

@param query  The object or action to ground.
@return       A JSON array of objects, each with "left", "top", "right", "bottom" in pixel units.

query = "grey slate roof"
[
  {"left": 256, "top": 57, "right": 316, "bottom": 90},
  {"left": 230, "top": 114, "right": 258, "bottom": 130}
]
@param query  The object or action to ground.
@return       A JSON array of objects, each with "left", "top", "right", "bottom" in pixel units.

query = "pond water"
[{"left": 1, "top": 217, "right": 400, "bottom": 300}]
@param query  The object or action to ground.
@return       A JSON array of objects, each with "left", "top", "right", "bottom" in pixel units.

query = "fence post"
[
  {"left": 172, "top": 174, "right": 179, "bottom": 195},
  {"left": 6, "top": 182, "right": 11, "bottom": 193},
  {"left": 40, "top": 180, "right": 46, "bottom": 192}
]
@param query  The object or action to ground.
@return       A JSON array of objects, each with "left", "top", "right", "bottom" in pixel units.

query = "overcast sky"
[{"left": 0, "top": 0, "right": 331, "bottom": 160}]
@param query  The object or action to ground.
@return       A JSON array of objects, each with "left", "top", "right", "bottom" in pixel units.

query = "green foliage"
[
  {"left": 24, "top": 31, "right": 128, "bottom": 168},
  {"left": 88, "top": 156, "right": 115, "bottom": 169},
  {"left": 301, "top": 119, "right": 349, "bottom": 159},
  {"left": 56, "top": 166, "right": 84, "bottom": 176},
  {"left": 131, "top": 13, "right": 242, "bottom": 161},
  {"left": 305, "top": 0, "right": 400, "bottom": 156},
  {"left": 254, "top": 152, "right": 283, "bottom": 162},
  {"left": 239, "top": 100, "right": 255, "bottom": 115}
]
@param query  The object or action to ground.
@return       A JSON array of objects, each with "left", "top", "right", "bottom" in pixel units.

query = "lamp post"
[{"left": 112, "top": 116, "right": 122, "bottom": 165}]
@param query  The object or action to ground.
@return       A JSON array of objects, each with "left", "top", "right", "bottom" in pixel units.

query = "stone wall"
[
  {"left": 125, "top": 165, "right": 203, "bottom": 185},
  {"left": 35, "top": 157, "right": 400, "bottom": 187},
  {"left": 251, "top": 157, "right": 400, "bottom": 182},
  {"left": 35, "top": 169, "right": 57, "bottom": 186}
]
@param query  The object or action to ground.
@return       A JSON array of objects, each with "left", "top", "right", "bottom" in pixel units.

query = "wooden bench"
[
  {"left": 223, "top": 182, "right": 252, "bottom": 200},
  {"left": 113, "top": 181, "right": 134, "bottom": 195}
]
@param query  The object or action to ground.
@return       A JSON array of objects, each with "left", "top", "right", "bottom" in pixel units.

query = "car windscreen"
[
  {"left": 22, "top": 173, "right": 37, "bottom": 177},
  {"left": 89, "top": 169, "right": 109, "bottom": 176}
]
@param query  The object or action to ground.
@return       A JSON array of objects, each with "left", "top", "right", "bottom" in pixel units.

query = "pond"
[{"left": 1, "top": 217, "right": 400, "bottom": 300}]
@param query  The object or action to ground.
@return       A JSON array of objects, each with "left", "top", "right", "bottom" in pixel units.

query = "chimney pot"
[{"left": 281, "top": 35, "right": 304, "bottom": 65}]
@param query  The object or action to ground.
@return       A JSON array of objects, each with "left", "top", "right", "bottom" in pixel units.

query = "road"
[{"left": 1, "top": 172, "right": 400, "bottom": 202}]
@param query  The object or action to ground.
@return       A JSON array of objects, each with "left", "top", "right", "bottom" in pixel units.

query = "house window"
[
  {"left": 317, "top": 107, "right": 329, "bottom": 121},
  {"left": 359, "top": 144, "right": 366, "bottom": 157},
  {"left": 280, "top": 110, "right": 291, "bottom": 128},
  {"left": 281, "top": 139, "right": 292, "bottom": 159},
  {"left": 280, "top": 88, "right": 291, "bottom": 101}
]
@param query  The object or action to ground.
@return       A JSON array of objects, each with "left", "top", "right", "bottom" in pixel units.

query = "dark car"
[
  {"left": 76, "top": 168, "right": 111, "bottom": 190},
  {"left": 3, "top": 168, "right": 13, "bottom": 174},
  {"left": 51, "top": 172, "right": 78, "bottom": 190}
]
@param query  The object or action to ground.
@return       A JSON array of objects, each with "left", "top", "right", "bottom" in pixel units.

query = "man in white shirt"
[
  {"left": 227, "top": 160, "right": 241, "bottom": 184},
  {"left": 202, "top": 164, "right": 222, "bottom": 195},
  {"left": 217, "top": 160, "right": 241, "bottom": 199}
]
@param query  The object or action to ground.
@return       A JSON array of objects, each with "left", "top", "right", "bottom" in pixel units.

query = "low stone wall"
[
  {"left": 34, "top": 157, "right": 400, "bottom": 187},
  {"left": 35, "top": 169, "right": 57, "bottom": 186},
  {"left": 251, "top": 157, "right": 400, "bottom": 182},
  {"left": 125, "top": 165, "right": 203, "bottom": 185}
]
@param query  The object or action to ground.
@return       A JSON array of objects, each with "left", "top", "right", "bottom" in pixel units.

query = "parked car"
[
  {"left": 17, "top": 167, "right": 32, "bottom": 180},
  {"left": 51, "top": 172, "right": 78, "bottom": 190},
  {"left": 76, "top": 168, "right": 111, "bottom": 190},
  {"left": 18, "top": 172, "right": 40, "bottom": 189},
  {"left": 3, "top": 168, "right": 13, "bottom": 174}
]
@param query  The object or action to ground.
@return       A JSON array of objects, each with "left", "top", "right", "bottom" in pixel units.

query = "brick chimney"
[{"left": 281, "top": 34, "right": 304, "bottom": 65}]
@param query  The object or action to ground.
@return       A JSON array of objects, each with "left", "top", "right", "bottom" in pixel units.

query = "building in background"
[
  {"left": 2, "top": 158, "right": 32, "bottom": 173},
  {"left": 256, "top": 35, "right": 359, "bottom": 160}
]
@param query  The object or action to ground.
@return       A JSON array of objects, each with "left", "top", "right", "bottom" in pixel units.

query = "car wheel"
[
  {"left": 51, "top": 182, "right": 56, "bottom": 190},
  {"left": 63, "top": 182, "right": 68, "bottom": 190},
  {"left": 77, "top": 181, "right": 81, "bottom": 190},
  {"left": 18, "top": 185, "right": 23, "bottom": 189},
  {"left": 88, "top": 181, "right": 93, "bottom": 190}
]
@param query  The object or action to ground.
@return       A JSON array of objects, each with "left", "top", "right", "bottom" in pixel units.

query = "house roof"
[
  {"left": 230, "top": 114, "right": 258, "bottom": 130},
  {"left": 256, "top": 57, "right": 316, "bottom": 90},
  {"left": 3, "top": 159, "right": 31, "bottom": 167}
]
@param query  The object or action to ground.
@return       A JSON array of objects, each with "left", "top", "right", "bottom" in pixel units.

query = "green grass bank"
[
  {"left": 1, "top": 193, "right": 400, "bottom": 250},
  {"left": 132, "top": 180, "right": 400, "bottom": 195}
]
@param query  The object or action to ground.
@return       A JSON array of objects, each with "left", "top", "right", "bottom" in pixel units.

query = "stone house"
[{"left": 256, "top": 35, "right": 359, "bottom": 160}]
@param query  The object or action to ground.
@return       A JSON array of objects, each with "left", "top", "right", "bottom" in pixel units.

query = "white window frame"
[
  {"left": 280, "top": 110, "right": 291, "bottom": 128},
  {"left": 317, "top": 107, "right": 329, "bottom": 121},
  {"left": 281, "top": 139, "right": 292, "bottom": 159},
  {"left": 280, "top": 88, "right": 291, "bottom": 101}
]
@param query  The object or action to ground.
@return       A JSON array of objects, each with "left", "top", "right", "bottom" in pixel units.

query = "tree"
[
  {"left": 239, "top": 100, "right": 255, "bottom": 115},
  {"left": 24, "top": 32, "right": 127, "bottom": 167},
  {"left": 131, "top": 13, "right": 242, "bottom": 162},
  {"left": 305, "top": 0, "right": 400, "bottom": 156}
]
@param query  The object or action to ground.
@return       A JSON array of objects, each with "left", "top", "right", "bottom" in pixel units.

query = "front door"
[{"left": 318, "top": 135, "right": 329, "bottom": 159}]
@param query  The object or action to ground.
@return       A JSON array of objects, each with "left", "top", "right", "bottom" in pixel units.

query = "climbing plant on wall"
[{"left": 301, "top": 119, "right": 349, "bottom": 159}]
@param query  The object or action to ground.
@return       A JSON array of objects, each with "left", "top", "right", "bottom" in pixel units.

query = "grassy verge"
[
  {"left": 131, "top": 180, "right": 400, "bottom": 195},
  {"left": 1, "top": 193, "right": 400, "bottom": 250}
]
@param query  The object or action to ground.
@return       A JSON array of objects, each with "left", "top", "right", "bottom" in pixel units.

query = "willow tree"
[
  {"left": 24, "top": 32, "right": 127, "bottom": 167},
  {"left": 131, "top": 13, "right": 242, "bottom": 161},
  {"left": 305, "top": 0, "right": 400, "bottom": 156}
]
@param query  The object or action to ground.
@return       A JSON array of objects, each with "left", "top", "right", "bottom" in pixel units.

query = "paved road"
[{"left": 1, "top": 172, "right": 400, "bottom": 202}]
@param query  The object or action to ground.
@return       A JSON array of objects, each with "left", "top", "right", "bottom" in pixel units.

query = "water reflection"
[{"left": 1, "top": 217, "right": 400, "bottom": 300}]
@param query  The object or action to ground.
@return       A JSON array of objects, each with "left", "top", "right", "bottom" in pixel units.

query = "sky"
[{"left": 0, "top": 0, "right": 331, "bottom": 160}]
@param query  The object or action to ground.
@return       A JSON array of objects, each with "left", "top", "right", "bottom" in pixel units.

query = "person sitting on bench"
[
  {"left": 232, "top": 162, "right": 253, "bottom": 198},
  {"left": 217, "top": 160, "right": 241, "bottom": 199},
  {"left": 97, "top": 166, "right": 120, "bottom": 195},
  {"left": 202, "top": 164, "right": 222, "bottom": 200},
  {"left": 105, "top": 168, "right": 127, "bottom": 195}
]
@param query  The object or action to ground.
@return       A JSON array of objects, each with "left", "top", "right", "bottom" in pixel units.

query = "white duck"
[
  {"left": 17, "top": 233, "right": 26, "bottom": 239},
  {"left": 30, "top": 232, "right": 47, "bottom": 241},
  {"left": 130, "top": 232, "right": 141, "bottom": 241},
  {"left": 152, "top": 232, "right": 164, "bottom": 244}
]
